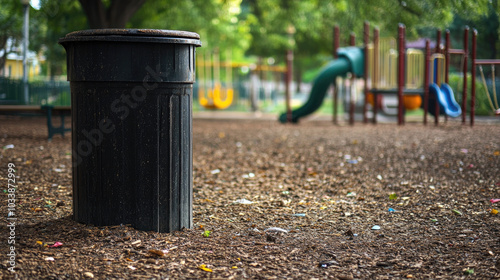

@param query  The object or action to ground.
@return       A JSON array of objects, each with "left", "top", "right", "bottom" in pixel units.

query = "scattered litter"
[
  {"left": 49, "top": 242, "right": 63, "bottom": 248},
  {"left": 292, "top": 213, "right": 306, "bottom": 217},
  {"left": 53, "top": 168, "right": 64, "bottom": 173},
  {"left": 346, "top": 192, "right": 356, "bottom": 197},
  {"left": 202, "top": 230, "right": 211, "bottom": 237},
  {"left": 199, "top": 264, "right": 213, "bottom": 272},
  {"left": 377, "top": 175, "right": 383, "bottom": 180},
  {"left": 3, "top": 144, "right": 14, "bottom": 150},
  {"left": 148, "top": 249, "right": 165, "bottom": 257},
  {"left": 319, "top": 260, "right": 339, "bottom": 268},
  {"left": 347, "top": 160, "right": 358, "bottom": 164},
  {"left": 389, "top": 193, "right": 397, "bottom": 200},
  {"left": 210, "top": 169, "right": 220, "bottom": 174},
  {"left": 371, "top": 225, "right": 381, "bottom": 230},
  {"left": 344, "top": 155, "right": 351, "bottom": 160},
  {"left": 452, "top": 209, "right": 463, "bottom": 216},
  {"left": 131, "top": 240, "right": 141, "bottom": 246},
  {"left": 235, "top": 142, "right": 242, "bottom": 148},
  {"left": 431, "top": 219, "right": 438, "bottom": 223},
  {"left": 388, "top": 208, "right": 397, "bottom": 212},
  {"left": 490, "top": 199, "right": 500, "bottom": 204},
  {"left": 127, "top": 266, "right": 136, "bottom": 270},
  {"left": 83, "top": 272, "right": 94, "bottom": 278},
  {"left": 233, "top": 198, "right": 254, "bottom": 205},
  {"left": 460, "top": 149, "right": 468, "bottom": 154},
  {"left": 463, "top": 268, "right": 474, "bottom": 275},
  {"left": 264, "top": 227, "right": 288, "bottom": 233},
  {"left": 45, "top": 257, "right": 55, "bottom": 261},
  {"left": 491, "top": 209, "right": 498, "bottom": 215},
  {"left": 242, "top": 173, "right": 255, "bottom": 178}
]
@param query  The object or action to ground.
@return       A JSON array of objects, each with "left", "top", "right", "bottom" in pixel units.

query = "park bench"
[{"left": 0, "top": 105, "right": 71, "bottom": 140}]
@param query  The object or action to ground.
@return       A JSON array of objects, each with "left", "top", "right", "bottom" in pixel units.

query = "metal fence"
[{"left": 0, "top": 77, "right": 70, "bottom": 105}]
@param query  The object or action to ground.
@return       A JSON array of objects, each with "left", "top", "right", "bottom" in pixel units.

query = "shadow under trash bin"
[{"left": 59, "top": 29, "right": 201, "bottom": 232}]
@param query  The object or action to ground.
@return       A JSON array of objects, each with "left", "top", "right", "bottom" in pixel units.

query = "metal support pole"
[
  {"left": 22, "top": 3, "right": 29, "bottom": 104},
  {"left": 285, "top": 49, "right": 293, "bottom": 123},
  {"left": 373, "top": 28, "right": 379, "bottom": 124},
  {"left": 445, "top": 30, "right": 450, "bottom": 84},
  {"left": 333, "top": 25, "right": 340, "bottom": 124},
  {"left": 349, "top": 33, "right": 356, "bottom": 125},
  {"left": 462, "top": 26, "right": 469, "bottom": 125},
  {"left": 424, "top": 40, "right": 430, "bottom": 125},
  {"left": 397, "top": 24, "right": 405, "bottom": 125},
  {"left": 471, "top": 29, "right": 477, "bottom": 126},
  {"left": 363, "top": 21, "right": 369, "bottom": 124}
]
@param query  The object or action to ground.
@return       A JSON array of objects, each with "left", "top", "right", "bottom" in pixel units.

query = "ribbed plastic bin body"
[{"left": 59, "top": 29, "right": 201, "bottom": 232}]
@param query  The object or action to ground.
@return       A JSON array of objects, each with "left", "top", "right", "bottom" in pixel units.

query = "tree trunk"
[{"left": 78, "top": 0, "right": 147, "bottom": 29}]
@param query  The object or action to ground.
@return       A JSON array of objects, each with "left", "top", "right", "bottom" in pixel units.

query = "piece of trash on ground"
[
  {"left": 210, "top": 169, "right": 220, "bottom": 174},
  {"left": 371, "top": 225, "right": 381, "bottom": 230},
  {"left": 292, "top": 213, "right": 306, "bottom": 217},
  {"left": 452, "top": 209, "right": 463, "bottom": 215},
  {"left": 388, "top": 208, "right": 397, "bottom": 212},
  {"left": 490, "top": 199, "right": 500, "bottom": 204},
  {"left": 491, "top": 209, "right": 498, "bottom": 215},
  {"left": 264, "top": 227, "right": 288, "bottom": 233},
  {"left": 319, "top": 260, "right": 339, "bottom": 268},
  {"left": 148, "top": 249, "right": 165, "bottom": 257},
  {"left": 3, "top": 144, "right": 14, "bottom": 150},
  {"left": 199, "top": 264, "right": 213, "bottom": 272},
  {"left": 233, "top": 198, "right": 254, "bottom": 205},
  {"left": 242, "top": 173, "right": 255, "bottom": 178},
  {"left": 49, "top": 242, "right": 63, "bottom": 248}
]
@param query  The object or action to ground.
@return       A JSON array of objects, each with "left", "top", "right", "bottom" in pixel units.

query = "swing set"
[
  {"left": 472, "top": 30, "right": 500, "bottom": 117},
  {"left": 197, "top": 50, "right": 234, "bottom": 110}
]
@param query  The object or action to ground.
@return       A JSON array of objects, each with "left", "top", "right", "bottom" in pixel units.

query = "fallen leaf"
[{"left": 199, "top": 264, "right": 212, "bottom": 272}]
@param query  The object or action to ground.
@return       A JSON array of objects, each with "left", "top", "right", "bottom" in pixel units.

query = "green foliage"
[{"left": 448, "top": 73, "right": 495, "bottom": 116}]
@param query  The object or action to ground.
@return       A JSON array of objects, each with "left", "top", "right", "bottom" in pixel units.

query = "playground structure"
[
  {"left": 280, "top": 22, "right": 498, "bottom": 126},
  {"left": 472, "top": 29, "right": 500, "bottom": 118}
]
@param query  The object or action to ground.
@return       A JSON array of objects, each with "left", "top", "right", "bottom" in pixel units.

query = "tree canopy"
[{"left": 0, "top": 0, "right": 497, "bottom": 79}]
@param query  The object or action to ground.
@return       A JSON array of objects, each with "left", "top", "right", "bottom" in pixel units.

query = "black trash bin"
[{"left": 59, "top": 29, "right": 201, "bottom": 232}]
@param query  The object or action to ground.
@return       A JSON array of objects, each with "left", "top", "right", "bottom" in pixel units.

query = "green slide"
[{"left": 279, "top": 47, "right": 364, "bottom": 123}]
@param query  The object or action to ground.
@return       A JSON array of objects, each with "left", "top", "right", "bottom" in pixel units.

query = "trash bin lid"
[{"left": 60, "top": 29, "right": 201, "bottom": 46}]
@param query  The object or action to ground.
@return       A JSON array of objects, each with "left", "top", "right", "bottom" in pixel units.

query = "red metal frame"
[
  {"left": 424, "top": 40, "right": 430, "bottom": 125},
  {"left": 471, "top": 29, "right": 477, "bottom": 126},
  {"left": 462, "top": 27, "right": 469, "bottom": 125},
  {"left": 397, "top": 24, "right": 405, "bottom": 125},
  {"left": 333, "top": 25, "right": 340, "bottom": 124},
  {"left": 349, "top": 33, "right": 356, "bottom": 125},
  {"left": 363, "top": 21, "right": 369, "bottom": 124},
  {"left": 372, "top": 27, "right": 380, "bottom": 124}
]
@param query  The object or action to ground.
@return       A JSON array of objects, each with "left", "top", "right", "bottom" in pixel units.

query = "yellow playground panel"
[{"left": 367, "top": 37, "right": 425, "bottom": 110}]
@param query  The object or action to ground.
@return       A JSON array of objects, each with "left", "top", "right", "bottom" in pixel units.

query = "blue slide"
[{"left": 427, "top": 83, "right": 461, "bottom": 117}]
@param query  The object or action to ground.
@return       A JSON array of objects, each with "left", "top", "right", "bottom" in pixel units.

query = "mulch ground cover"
[{"left": 0, "top": 116, "right": 499, "bottom": 279}]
